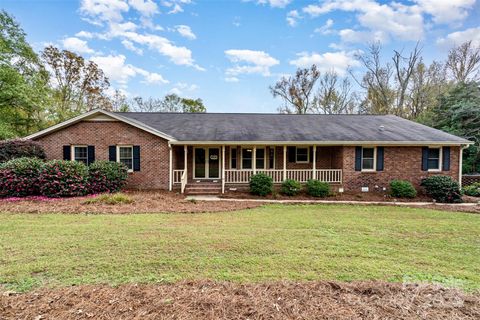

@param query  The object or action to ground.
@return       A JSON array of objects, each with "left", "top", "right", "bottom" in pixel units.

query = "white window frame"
[
  {"left": 427, "top": 146, "right": 442, "bottom": 172},
  {"left": 361, "top": 146, "right": 377, "bottom": 172},
  {"left": 116, "top": 145, "right": 134, "bottom": 173},
  {"left": 71, "top": 145, "right": 88, "bottom": 164},
  {"left": 240, "top": 147, "right": 266, "bottom": 170},
  {"left": 230, "top": 147, "right": 237, "bottom": 169},
  {"left": 295, "top": 147, "right": 309, "bottom": 163}
]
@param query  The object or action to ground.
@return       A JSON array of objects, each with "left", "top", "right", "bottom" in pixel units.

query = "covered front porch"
[{"left": 169, "top": 144, "right": 343, "bottom": 194}]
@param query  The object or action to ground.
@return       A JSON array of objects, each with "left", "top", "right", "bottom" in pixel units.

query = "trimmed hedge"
[
  {"left": 421, "top": 175, "right": 462, "bottom": 203},
  {"left": 0, "top": 157, "right": 44, "bottom": 197},
  {"left": 306, "top": 179, "right": 329, "bottom": 197},
  {"left": 39, "top": 160, "right": 90, "bottom": 197},
  {"left": 250, "top": 173, "right": 273, "bottom": 196},
  {"left": 463, "top": 182, "right": 480, "bottom": 197},
  {"left": 88, "top": 161, "right": 128, "bottom": 193},
  {"left": 390, "top": 179, "right": 417, "bottom": 198},
  {"left": 0, "top": 139, "right": 46, "bottom": 163},
  {"left": 281, "top": 179, "right": 301, "bottom": 196}
]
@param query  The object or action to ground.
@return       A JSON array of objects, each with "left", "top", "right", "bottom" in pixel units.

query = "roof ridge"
[{"left": 117, "top": 112, "right": 394, "bottom": 116}]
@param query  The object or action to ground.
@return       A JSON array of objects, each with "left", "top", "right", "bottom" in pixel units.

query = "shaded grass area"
[{"left": 1, "top": 204, "right": 479, "bottom": 292}]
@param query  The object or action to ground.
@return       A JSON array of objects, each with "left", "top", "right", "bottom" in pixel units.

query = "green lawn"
[{"left": 1, "top": 204, "right": 479, "bottom": 292}]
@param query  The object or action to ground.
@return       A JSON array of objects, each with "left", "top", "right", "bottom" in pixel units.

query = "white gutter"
[{"left": 168, "top": 140, "right": 473, "bottom": 146}]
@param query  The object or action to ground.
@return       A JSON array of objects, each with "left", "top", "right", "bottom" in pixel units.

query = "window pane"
[
  {"left": 428, "top": 159, "right": 439, "bottom": 170},
  {"left": 256, "top": 159, "right": 264, "bottom": 169},
  {"left": 243, "top": 159, "right": 252, "bottom": 169},
  {"left": 296, "top": 148, "right": 308, "bottom": 162},
  {"left": 269, "top": 147, "right": 275, "bottom": 169},
  {"left": 242, "top": 148, "right": 252, "bottom": 159},
  {"left": 119, "top": 147, "right": 132, "bottom": 158},
  {"left": 363, "top": 148, "right": 374, "bottom": 158},
  {"left": 362, "top": 158, "right": 374, "bottom": 170},
  {"left": 428, "top": 148, "right": 440, "bottom": 159},
  {"left": 120, "top": 159, "right": 133, "bottom": 170},
  {"left": 74, "top": 146, "right": 88, "bottom": 164},
  {"left": 256, "top": 148, "right": 265, "bottom": 159}
]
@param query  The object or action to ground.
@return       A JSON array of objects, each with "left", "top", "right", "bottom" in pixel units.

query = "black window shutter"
[
  {"left": 376, "top": 147, "right": 384, "bottom": 171},
  {"left": 109, "top": 146, "right": 116, "bottom": 162},
  {"left": 442, "top": 147, "right": 450, "bottom": 171},
  {"left": 355, "top": 146, "right": 362, "bottom": 171},
  {"left": 287, "top": 146, "right": 296, "bottom": 162},
  {"left": 421, "top": 147, "right": 429, "bottom": 171},
  {"left": 87, "top": 146, "right": 95, "bottom": 165},
  {"left": 309, "top": 146, "right": 313, "bottom": 163},
  {"left": 63, "top": 145, "right": 71, "bottom": 161},
  {"left": 133, "top": 145, "right": 141, "bottom": 172}
]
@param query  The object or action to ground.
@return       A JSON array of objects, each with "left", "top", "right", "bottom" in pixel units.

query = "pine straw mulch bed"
[
  {"left": 0, "top": 191, "right": 262, "bottom": 214},
  {"left": 1, "top": 280, "right": 479, "bottom": 320}
]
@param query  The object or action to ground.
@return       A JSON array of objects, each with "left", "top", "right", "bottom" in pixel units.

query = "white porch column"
[
  {"left": 168, "top": 145, "right": 173, "bottom": 191},
  {"left": 459, "top": 145, "right": 465, "bottom": 187},
  {"left": 184, "top": 145, "right": 188, "bottom": 176},
  {"left": 222, "top": 145, "right": 225, "bottom": 193},
  {"left": 312, "top": 145, "right": 317, "bottom": 180},
  {"left": 253, "top": 146, "right": 257, "bottom": 174},
  {"left": 283, "top": 145, "right": 287, "bottom": 181}
]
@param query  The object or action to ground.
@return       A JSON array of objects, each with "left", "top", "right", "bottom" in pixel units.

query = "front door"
[{"left": 194, "top": 147, "right": 220, "bottom": 179}]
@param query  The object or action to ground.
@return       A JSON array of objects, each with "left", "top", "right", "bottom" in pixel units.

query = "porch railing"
[
  {"left": 180, "top": 170, "right": 187, "bottom": 194},
  {"left": 224, "top": 169, "right": 342, "bottom": 184},
  {"left": 173, "top": 169, "right": 184, "bottom": 184}
]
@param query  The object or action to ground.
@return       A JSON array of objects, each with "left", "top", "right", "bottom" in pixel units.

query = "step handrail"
[{"left": 180, "top": 170, "right": 187, "bottom": 194}]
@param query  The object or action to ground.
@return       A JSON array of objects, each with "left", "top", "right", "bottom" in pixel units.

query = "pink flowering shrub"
[
  {"left": 0, "top": 139, "right": 46, "bottom": 162},
  {"left": 0, "top": 157, "right": 44, "bottom": 197},
  {"left": 88, "top": 161, "right": 128, "bottom": 193},
  {"left": 38, "top": 160, "right": 89, "bottom": 197}
]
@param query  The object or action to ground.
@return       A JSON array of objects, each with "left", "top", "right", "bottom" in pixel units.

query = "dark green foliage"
[
  {"left": 249, "top": 173, "right": 273, "bottom": 196},
  {"left": 39, "top": 160, "right": 89, "bottom": 197},
  {"left": 0, "top": 157, "right": 44, "bottom": 196},
  {"left": 306, "top": 179, "right": 329, "bottom": 197},
  {"left": 281, "top": 179, "right": 301, "bottom": 196},
  {"left": 421, "top": 175, "right": 463, "bottom": 203},
  {"left": 88, "top": 161, "right": 128, "bottom": 193},
  {"left": 0, "top": 139, "right": 46, "bottom": 162},
  {"left": 390, "top": 179, "right": 417, "bottom": 198},
  {"left": 463, "top": 182, "right": 480, "bottom": 197}
]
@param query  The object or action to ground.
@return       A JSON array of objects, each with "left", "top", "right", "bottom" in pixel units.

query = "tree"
[
  {"left": 41, "top": 45, "right": 112, "bottom": 122},
  {"left": 180, "top": 97, "right": 206, "bottom": 113},
  {"left": 110, "top": 90, "right": 129, "bottom": 112},
  {"left": 0, "top": 10, "right": 50, "bottom": 138},
  {"left": 312, "top": 71, "right": 355, "bottom": 114},
  {"left": 446, "top": 41, "right": 480, "bottom": 83},
  {"left": 130, "top": 93, "right": 206, "bottom": 112},
  {"left": 270, "top": 65, "right": 320, "bottom": 114},
  {"left": 433, "top": 82, "right": 480, "bottom": 173}
]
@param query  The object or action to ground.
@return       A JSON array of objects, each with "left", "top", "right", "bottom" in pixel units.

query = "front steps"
[{"left": 184, "top": 181, "right": 222, "bottom": 195}]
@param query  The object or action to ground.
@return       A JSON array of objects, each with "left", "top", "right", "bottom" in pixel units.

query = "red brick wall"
[
  {"left": 34, "top": 121, "right": 170, "bottom": 189},
  {"left": 341, "top": 146, "right": 460, "bottom": 192}
]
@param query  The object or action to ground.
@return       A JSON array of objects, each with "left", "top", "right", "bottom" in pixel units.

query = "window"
[
  {"left": 296, "top": 147, "right": 309, "bottom": 163},
  {"left": 361, "top": 147, "right": 376, "bottom": 171},
  {"left": 72, "top": 146, "right": 88, "bottom": 165},
  {"left": 230, "top": 147, "right": 237, "bottom": 169},
  {"left": 256, "top": 148, "right": 265, "bottom": 169},
  {"left": 242, "top": 148, "right": 252, "bottom": 169},
  {"left": 427, "top": 147, "right": 441, "bottom": 171},
  {"left": 269, "top": 147, "right": 275, "bottom": 169},
  {"left": 117, "top": 146, "right": 133, "bottom": 171}
]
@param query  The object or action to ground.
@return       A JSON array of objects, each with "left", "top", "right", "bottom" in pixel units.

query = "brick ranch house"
[{"left": 26, "top": 109, "right": 472, "bottom": 195}]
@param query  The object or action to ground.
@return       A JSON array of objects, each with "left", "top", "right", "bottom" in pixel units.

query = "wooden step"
[{"left": 185, "top": 183, "right": 221, "bottom": 195}]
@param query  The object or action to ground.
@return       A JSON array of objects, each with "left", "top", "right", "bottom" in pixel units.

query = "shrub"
[
  {"left": 249, "top": 173, "right": 273, "bottom": 196},
  {"left": 88, "top": 161, "right": 128, "bottom": 193},
  {"left": 306, "top": 179, "right": 329, "bottom": 197},
  {"left": 281, "top": 179, "right": 301, "bottom": 196},
  {"left": 0, "top": 157, "right": 44, "bottom": 197},
  {"left": 463, "top": 182, "right": 480, "bottom": 197},
  {"left": 83, "top": 193, "right": 134, "bottom": 205},
  {"left": 39, "top": 160, "right": 89, "bottom": 197},
  {"left": 390, "top": 179, "right": 417, "bottom": 198},
  {"left": 421, "top": 175, "right": 462, "bottom": 203},
  {"left": 0, "top": 139, "right": 46, "bottom": 163}
]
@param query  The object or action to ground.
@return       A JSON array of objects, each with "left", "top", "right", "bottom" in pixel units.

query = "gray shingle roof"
[{"left": 117, "top": 112, "right": 470, "bottom": 144}]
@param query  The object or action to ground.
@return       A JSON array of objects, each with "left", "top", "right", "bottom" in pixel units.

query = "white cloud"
[
  {"left": 286, "top": 10, "right": 300, "bottom": 27},
  {"left": 91, "top": 54, "right": 168, "bottom": 87},
  {"left": 414, "top": 0, "right": 475, "bottom": 24},
  {"left": 80, "top": 0, "right": 129, "bottom": 23},
  {"left": 75, "top": 30, "right": 94, "bottom": 38},
  {"left": 289, "top": 51, "right": 360, "bottom": 75},
  {"left": 314, "top": 19, "right": 334, "bottom": 35},
  {"left": 225, "top": 49, "right": 279, "bottom": 77},
  {"left": 338, "top": 28, "right": 388, "bottom": 44},
  {"left": 62, "top": 37, "right": 95, "bottom": 54},
  {"left": 169, "top": 82, "right": 198, "bottom": 95},
  {"left": 256, "top": 0, "right": 291, "bottom": 8},
  {"left": 225, "top": 77, "right": 240, "bottom": 82},
  {"left": 175, "top": 25, "right": 196, "bottom": 40},
  {"left": 128, "top": 0, "right": 158, "bottom": 16},
  {"left": 162, "top": 0, "right": 192, "bottom": 14},
  {"left": 437, "top": 27, "right": 480, "bottom": 48},
  {"left": 121, "top": 39, "right": 143, "bottom": 54}
]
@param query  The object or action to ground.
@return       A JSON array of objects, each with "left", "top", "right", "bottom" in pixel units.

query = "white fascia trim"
[
  {"left": 25, "top": 109, "right": 176, "bottom": 141},
  {"left": 169, "top": 140, "right": 473, "bottom": 146}
]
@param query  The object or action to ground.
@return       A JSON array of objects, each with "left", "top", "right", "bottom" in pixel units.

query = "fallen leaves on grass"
[{"left": 1, "top": 280, "right": 479, "bottom": 319}]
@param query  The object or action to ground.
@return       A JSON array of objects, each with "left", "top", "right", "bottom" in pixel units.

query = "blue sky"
[{"left": 3, "top": 0, "right": 480, "bottom": 112}]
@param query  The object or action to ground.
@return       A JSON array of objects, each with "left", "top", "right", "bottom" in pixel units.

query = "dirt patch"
[
  {"left": 0, "top": 191, "right": 262, "bottom": 214},
  {"left": 1, "top": 281, "right": 479, "bottom": 319}
]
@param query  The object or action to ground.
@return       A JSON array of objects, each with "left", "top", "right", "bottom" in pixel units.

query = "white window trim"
[
  {"left": 71, "top": 145, "right": 88, "bottom": 163},
  {"left": 230, "top": 146, "right": 237, "bottom": 169},
  {"left": 295, "top": 147, "right": 310, "bottom": 163},
  {"left": 116, "top": 145, "right": 134, "bottom": 173},
  {"left": 427, "top": 146, "right": 443, "bottom": 172},
  {"left": 240, "top": 147, "right": 266, "bottom": 170},
  {"left": 361, "top": 146, "right": 377, "bottom": 172}
]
